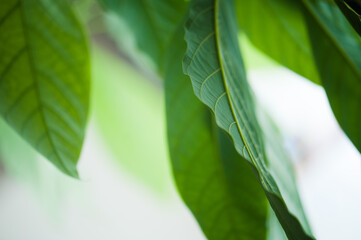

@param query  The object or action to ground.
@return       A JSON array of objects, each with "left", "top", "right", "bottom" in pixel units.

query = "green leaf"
[
  {"left": 235, "top": 0, "right": 320, "bottom": 85},
  {"left": 164, "top": 23, "right": 268, "bottom": 240},
  {"left": 302, "top": 0, "right": 361, "bottom": 153},
  {"left": 0, "top": 0, "right": 90, "bottom": 177},
  {"left": 183, "top": 0, "right": 313, "bottom": 239},
  {"left": 99, "top": 0, "right": 187, "bottom": 73},
  {"left": 335, "top": 0, "right": 361, "bottom": 37},
  {"left": 267, "top": 207, "right": 287, "bottom": 240},
  {"left": 100, "top": 0, "right": 277, "bottom": 237}
]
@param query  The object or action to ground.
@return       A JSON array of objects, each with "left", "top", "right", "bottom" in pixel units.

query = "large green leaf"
[
  {"left": 0, "top": 0, "right": 90, "bottom": 177},
  {"left": 183, "top": 0, "right": 313, "bottom": 238},
  {"left": 164, "top": 23, "right": 269, "bottom": 240},
  {"left": 99, "top": 0, "right": 278, "bottom": 238},
  {"left": 335, "top": 0, "right": 361, "bottom": 36},
  {"left": 235, "top": 0, "right": 320, "bottom": 85},
  {"left": 99, "top": 0, "right": 187, "bottom": 73},
  {"left": 302, "top": 0, "right": 361, "bottom": 153}
]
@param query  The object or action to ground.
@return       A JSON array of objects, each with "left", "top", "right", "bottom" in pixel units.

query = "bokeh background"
[{"left": 0, "top": 1, "right": 360, "bottom": 239}]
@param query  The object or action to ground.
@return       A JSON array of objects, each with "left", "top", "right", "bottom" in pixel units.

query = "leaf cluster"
[{"left": 1, "top": 0, "right": 360, "bottom": 239}]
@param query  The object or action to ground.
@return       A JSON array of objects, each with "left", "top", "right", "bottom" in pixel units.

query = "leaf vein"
[
  {"left": 186, "top": 31, "right": 215, "bottom": 72},
  {"left": 0, "top": 47, "right": 26, "bottom": 83},
  {"left": 200, "top": 68, "right": 221, "bottom": 98}
]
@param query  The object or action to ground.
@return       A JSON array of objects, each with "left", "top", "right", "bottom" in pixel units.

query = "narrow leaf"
[
  {"left": 164, "top": 24, "right": 268, "bottom": 240},
  {"left": 302, "top": 0, "right": 361, "bottom": 153},
  {"left": 183, "top": 0, "right": 313, "bottom": 238},
  {"left": 235, "top": 0, "right": 320, "bottom": 85},
  {"left": 335, "top": 0, "right": 361, "bottom": 36},
  {"left": 0, "top": 0, "right": 90, "bottom": 177}
]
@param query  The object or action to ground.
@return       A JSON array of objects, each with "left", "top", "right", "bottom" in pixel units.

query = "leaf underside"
[
  {"left": 183, "top": 0, "right": 314, "bottom": 239},
  {"left": 164, "top": 23, "right": 269, "bottom": 240}
]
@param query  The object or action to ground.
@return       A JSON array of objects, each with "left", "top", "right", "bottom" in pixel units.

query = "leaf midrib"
[
  {"left": 18, "top": 0, "right": 71, "bottom": 175},
  {"left": 214, "top": 0, "right": 274, "bottom": 193},
  {"left": 213, "top": 2, "right": 313, "bottom": 239}
]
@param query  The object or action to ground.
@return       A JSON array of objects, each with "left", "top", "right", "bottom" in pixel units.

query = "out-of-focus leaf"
[
  {"left": 335, "top": 0, "right": 361, "bottom": 36},
  {"left": 164, "top": 24, "right": 268, "bottom": 240},
  {"left": 235, "top": 0, "right": 320, "bottom": 85},
  {"left": 98, "top": 0, "right": 187, "bottom": 73},
  {"left": 183, "top": 0, "right": 313, "bottom": 238},
  {"left": 92, "top": 47, "right": 171, "bottom": 195},
  {"left": 302, "top": 0, "right": 361, "bottom": 153},
  {"left": 0, "top": 118, "right": 39, "bottom": 181},
  {"left": 0, "top": 0, "right": 90, "bottom": 177},
  {"left": 238, "top": 34, "right": 278, "bottom": 70},
  {"left": 267, "top": 208, "right": 287, "bottom": 240}
]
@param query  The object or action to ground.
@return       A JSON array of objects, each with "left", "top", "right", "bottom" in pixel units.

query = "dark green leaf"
[
  {"left": 302, "top": 0, "right": 361, "bottom": 153},
  {"left": 164, "top": 24, "right": 268, "bottom": 240},
  {"left": 99, "top": 0, "right": 187, "bottom": 73},
  {"left": 183, "top": 0, "right": 313, "bottom": 238},
  {"left": 0, "top": 0, "right": 90, "bottom": 177},
  {"left": 235, "top": 0, "right": 320, "bottom": 85},
  {"left": 335, "top": 0, "right": 361, "bottom": 36}
]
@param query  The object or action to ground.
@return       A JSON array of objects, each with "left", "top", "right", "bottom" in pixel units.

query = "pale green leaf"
[
  {"left": 302, "top": 0, "right": 361, "bottom": 153},
  {"left": 267, "top": 208, "right": 287, "bottom": 240},
  {"left": 235, "top": 0, "right": 320, "bottom": 85},
  {"left": 0, "top": 0, "right": 90, "bottom": 177},
  {"left": 92, "top": 47, "right": 171, "bottom": 194},
  {"left": 183, "top": 0, "right": 313, "bottom": 238}
]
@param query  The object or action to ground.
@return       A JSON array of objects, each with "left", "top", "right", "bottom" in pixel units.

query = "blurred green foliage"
[{"left": 92, "top": 47, "right": 172, "bottom": 195}]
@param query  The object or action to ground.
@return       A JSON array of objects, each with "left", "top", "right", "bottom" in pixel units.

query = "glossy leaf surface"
[
  {"left": 302, "top": 0, "right": 361, "bottom": 153},
  {"left": 0, "top": 0, "right": 90, "bottom": 177},
  {"left": 183, "top": 0, "right": 313, "bottom": 238}
]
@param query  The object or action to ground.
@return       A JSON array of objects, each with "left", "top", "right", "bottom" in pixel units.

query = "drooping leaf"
[
  {"left": 164, "top": 23, "right": 268, "bottom": 240},
  {"left": 98, "top": 0, "right": 187, "bottom": 73},
  {"left": 335, "top": 0, "right": 361, "bottom": 36},
  {"left": 183, "top": 0, "right": 313, "bottom": 238},
  {"left": 99, "top": 0, "right": 275, "bottom": 237},
  {"left": 235, "top": 0, "right": 320, "bottom": 85},
  {"left": 302, "top": 0, "right": 361, "bottom": 153},
  {"left": 0, "top": 0, "right": 90, "bottom": 177}
]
